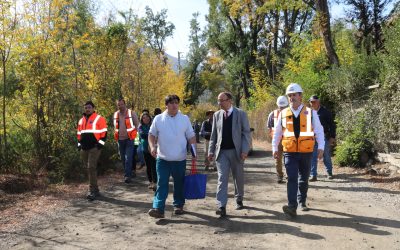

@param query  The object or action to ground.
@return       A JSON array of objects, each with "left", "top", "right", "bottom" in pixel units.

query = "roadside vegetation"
[{"left": 0, "top": 0, "right": 399, "bottom": 188}]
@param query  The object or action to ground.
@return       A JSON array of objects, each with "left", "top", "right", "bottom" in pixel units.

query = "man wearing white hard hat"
[
  {"left": 267, "top": 96, "right": 289, "bottom": 183},
  {"left": 272, "top": 83, "right": 325, "bottom": 218}
]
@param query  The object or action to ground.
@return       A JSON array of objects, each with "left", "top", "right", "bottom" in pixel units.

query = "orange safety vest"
[
  {"left": 281, "top": 106, "right": 315, "bottom": 153},
  {"left": 270, "top": 109, "right": 281, "bottom": 137},
  {"left": 77, "top": 113, "right": 108, "bottom": 145},
  {"left": 113, "top": 109, "right": 137, "bottom": 141}
]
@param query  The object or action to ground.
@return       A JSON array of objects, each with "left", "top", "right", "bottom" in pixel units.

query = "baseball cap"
[{"left": 309, "top": 95, "right": 319, "bottom": 102}]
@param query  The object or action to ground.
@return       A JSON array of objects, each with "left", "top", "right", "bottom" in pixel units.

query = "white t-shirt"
[{"left": 149, "top": 110, "right": 195, "bottom": 161}]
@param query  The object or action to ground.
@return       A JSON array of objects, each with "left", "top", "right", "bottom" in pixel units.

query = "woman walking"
[{"left": 139, "top": 112, "right": 157, "bottom": 190}]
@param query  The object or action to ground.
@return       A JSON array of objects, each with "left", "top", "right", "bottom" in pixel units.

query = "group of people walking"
[{"left": 77, "top": 83, "right": 335, "bottom": 219}]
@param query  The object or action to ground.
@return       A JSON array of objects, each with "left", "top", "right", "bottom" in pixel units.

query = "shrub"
[{"left": 334, "top": 111, "right": 375, "bottom": 167}]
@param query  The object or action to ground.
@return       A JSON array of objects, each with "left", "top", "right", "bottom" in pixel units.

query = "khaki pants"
[
  {"left": 276, "top": 142, "right": 283, "bottom": 178},
  {"left": 81, "top": 147, "right": 101, "bottom": 192}
]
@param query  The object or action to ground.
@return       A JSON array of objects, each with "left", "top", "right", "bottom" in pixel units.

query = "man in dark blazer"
[{"left": 208, "top": 92, "right": 251, "bottom": 217}]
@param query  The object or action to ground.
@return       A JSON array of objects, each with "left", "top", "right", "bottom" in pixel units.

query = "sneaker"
[
  {"left": 86, "top": 191, "right": 100, "bottom": 201},
  {"left": 277, "top": 176, "right": 284, "bottom": 184},
  {"left": 124, "top": 177, "right": 132, "bottom": 184},
  {"left": 216, "top": 207, "right": 226, "bottom": 217},
  {"left": 236, "top": 201, "right": 244, "bottom": 210},
  {"left": 300, "top": 203, "right": 310, "bottom": 211},
  {"left": 148, "top": 208, "right": 165, "bottom": 218},
  {"left": 327, "top": 174, "right": 334, "bottom": 180},
  {"left": 174, "top": 207, "right": 184, "bottom": 215},
  {"left": 282, "top": 205, "right": 297, "bottom": 218},
  {"left": 309, "top": 176, "right": 317, "bottom": 182}
]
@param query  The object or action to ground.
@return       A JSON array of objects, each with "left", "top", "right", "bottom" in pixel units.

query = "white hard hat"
[
  {"left": 276, "top": 96, "right": 289, "bottom": 107},
  {"left": 286, "top": 83, "right": 303, "bottom": 95}
]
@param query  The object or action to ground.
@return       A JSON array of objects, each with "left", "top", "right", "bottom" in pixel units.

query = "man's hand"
[
  {"left": 273, "top": 151, "right": 278, "bottom": 159},
  {"left": 241, "top": 153, "right": 248, "bottom": 161},
  {"left": 208, "top": 153, "right": 214, "bottom": 162},
  {"left": 317, "top": 149, "right": 324, "bottom": 160},
  {"left": 150, "top": 146, "right": 157, "bottom": 158}
]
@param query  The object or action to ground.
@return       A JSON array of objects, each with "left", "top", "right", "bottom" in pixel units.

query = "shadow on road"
[{"left": 155, "top": 209, "right": 324, "bottom": 240}]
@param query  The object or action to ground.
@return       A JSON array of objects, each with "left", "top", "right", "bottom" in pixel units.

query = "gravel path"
[{"left": 1, "top": 143, "right": 399, "bottom": 250}]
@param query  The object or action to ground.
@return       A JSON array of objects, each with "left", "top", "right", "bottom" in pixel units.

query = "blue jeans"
[
  {"left": 118, "top": 139, "right": 134, "bottom": 178},
  {"left": 284, "top": 152, "right": 312, "bottom": 209},
  {"left": 137, "top": 144, "right": 145, "bottom": 165},
  {"left": 310, "top": 137, "right": 333, "bottom": 177},
  {"left": 153, "top": 159, "right": 186, "bottom": 213}
]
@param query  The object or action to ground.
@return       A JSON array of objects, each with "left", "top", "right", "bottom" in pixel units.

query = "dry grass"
[{"left": 0, "top": 170, "right": 122, "bottom": 232}]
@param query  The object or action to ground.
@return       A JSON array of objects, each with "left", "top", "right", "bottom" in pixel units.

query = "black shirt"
[{"left": 316, "top": 106, "right": 336, "bottom": 138}]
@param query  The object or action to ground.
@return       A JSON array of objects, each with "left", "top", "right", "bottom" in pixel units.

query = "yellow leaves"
[
  {"left": 287, "top": 38, "right": 327, "bottom": 73},
  {"left": 335, "top": 33, "right": 357, "bottom": 67}
]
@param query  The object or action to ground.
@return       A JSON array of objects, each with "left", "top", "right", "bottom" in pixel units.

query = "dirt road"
[{"left": 1, "top": 143, "right": 400, "bottom": 250}]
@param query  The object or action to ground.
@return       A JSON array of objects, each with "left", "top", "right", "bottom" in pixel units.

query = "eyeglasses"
[{"left": 218, "top": 99, "right": 229, "bottom": 103}]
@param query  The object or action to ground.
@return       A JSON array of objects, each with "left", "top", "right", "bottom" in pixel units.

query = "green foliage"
[
  {"left": 189, "top": 102, "right": 219, "bottom": 123},
  {"left": 0, "top": 0, "right": 185, "bottom": 184},
  {"left": 139, "top": 6, "right": 175, "bottom": 54},
  {"left": 327, "top": 52, "right": 380, "bottom": 104},
  {"left": 334, "top": 112, "right": 375, "bottom": 167},
  {"left": 280, "top": 36, "right": 330, "bottom": 99},
  {"left": 366, "top": 17, "right": 400, "bottom": 152},
  {"left": 183, "top": 13, "right": 208, "bottom": 105}
]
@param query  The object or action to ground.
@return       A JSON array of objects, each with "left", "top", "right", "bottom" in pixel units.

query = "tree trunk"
[
  {"left": 315, "top": 0, "right": 340, "bottom": 66},
  {"left": 2, "top": 54, "right": 6, "bottom": 160}
]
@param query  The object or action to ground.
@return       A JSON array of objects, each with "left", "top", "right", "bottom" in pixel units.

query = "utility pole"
[{"left": 177, "top": 51, "right": 183, "bottom": 74}]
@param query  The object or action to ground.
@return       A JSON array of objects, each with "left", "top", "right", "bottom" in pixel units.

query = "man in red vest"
[
  {"left": 113, "top": 98, "right": 139, "bottom": 183},
  {"left": 77, "top": 101, "right": 108, "bottom": 201}
]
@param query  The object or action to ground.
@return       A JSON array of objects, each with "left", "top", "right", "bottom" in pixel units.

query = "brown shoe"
[
  {"left": 283, "top": 205, "right": 297, "bottom": 218},
  {"left": 174, "top": 207, "right": 184, "bottom": 215},
  {"left": 148, "top": 208, "right": 165, "bottom": 218}
]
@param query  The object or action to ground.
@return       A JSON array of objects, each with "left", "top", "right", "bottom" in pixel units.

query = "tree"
[
  {"left": 139, "top": 6, "right": 175, "bottom": 62},
  {"left": 314, "top": 0, "right": 340, "bottom": 66},
  {"left": 183, "top": 13, "right": 208, "bottom": 105},
  {"left": 207, "top": 0, "right": 312, "bottom": 106},
  {"left": 0, "top": 0, "right": 17, "bottom": 162},
  {"left": 342, "top": 0, "right": 393, "bottom": 53}
]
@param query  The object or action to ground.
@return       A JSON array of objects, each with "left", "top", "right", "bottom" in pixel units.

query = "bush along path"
[{"left": 0, "top": 141, "right": 400, "bottom": 250}]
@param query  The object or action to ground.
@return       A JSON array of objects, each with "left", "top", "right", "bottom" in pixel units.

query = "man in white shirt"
[
  {"left": 147, "top": 95, "right": 196, "bottom": 218},
  {"left": 272, "top": 83, "right": 325, "bottom": 218}
]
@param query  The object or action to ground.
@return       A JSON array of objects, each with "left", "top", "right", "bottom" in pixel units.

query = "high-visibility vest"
[
  {"left": 77, "top": 113, "right": 107, "bottom": 146},
  {"left": 113, "top": 109, "right": 137, "bottom": 140},
  {"left": 281, "top": 106, "right": 315, "bottom": 153},
  {"left": 270, "top": 109, "right": 281, "bottom": 137}
]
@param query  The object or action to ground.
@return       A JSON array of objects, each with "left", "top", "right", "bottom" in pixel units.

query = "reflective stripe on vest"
[
  {"left": 77, "top": 113, "right": 107, "bottom": 144},
  {"left": 281, "top": 106, "right": 315, "bottom": 152},
  {"left": 114, "top": 109, "right": 137, "bottom": 140}
]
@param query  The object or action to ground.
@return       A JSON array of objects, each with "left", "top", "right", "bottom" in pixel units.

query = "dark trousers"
[
  {"left": 144, "top": 152, "right": 157, "bottom": 183},
  {"left": 284, "top": 152, "right": 312, "bottom": 209}
]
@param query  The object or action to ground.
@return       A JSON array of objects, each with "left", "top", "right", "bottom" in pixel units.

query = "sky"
[
  {"left": 97, "top": 0, "right": 209, "bottom": 59},
  {"left": 96, "top": 0, "right": 394, "bottom": 59}
]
